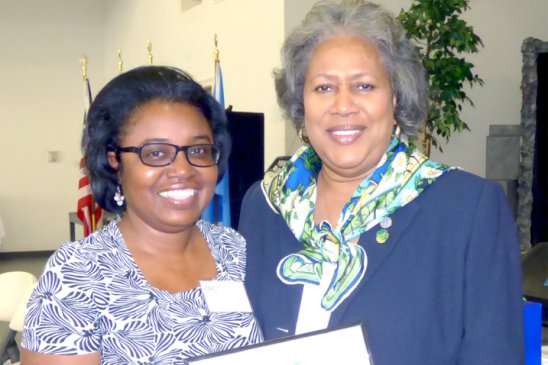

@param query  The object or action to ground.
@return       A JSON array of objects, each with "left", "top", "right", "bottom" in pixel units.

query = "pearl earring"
[{"left": 114, "top": 185, "right": 125, "bottom": 207}]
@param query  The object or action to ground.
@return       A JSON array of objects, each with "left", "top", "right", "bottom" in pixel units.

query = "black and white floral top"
[{"left": 22, "top": 220, "right": 263, "bottom": 364}]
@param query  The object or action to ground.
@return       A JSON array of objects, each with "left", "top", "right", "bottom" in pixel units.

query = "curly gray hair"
[{"left": 274, "top": 0, "right": 427, "bottom": 136}]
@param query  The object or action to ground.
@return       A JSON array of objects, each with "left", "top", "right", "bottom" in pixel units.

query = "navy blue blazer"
[{"left": 239, "top": 170, "right": 524, "bottom": 365}]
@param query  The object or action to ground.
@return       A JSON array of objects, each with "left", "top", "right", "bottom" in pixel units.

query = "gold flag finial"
[
  {"left": 117, "top": 47, "right": 124, "bottom": 74},
  {"left": 79, "top": 55, "right": 88, "bottom": 80},
  {"left": 213, "top": 34, "right": 219, "bottom": 62},
  {"left": 147, "top": 40, "right": 153, "bottom": 65}
]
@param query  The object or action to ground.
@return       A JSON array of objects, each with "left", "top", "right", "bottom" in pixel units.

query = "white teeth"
[
  {"left": 332, "top": 130, "right": 360, "bottom": 136},
  {"left": 159, "top": 189, "right": 195, "bottom": 199}
]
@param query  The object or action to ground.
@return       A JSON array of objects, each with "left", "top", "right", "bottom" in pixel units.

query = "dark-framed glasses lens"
[
  {"left": 187, "top": 144, "right": 220, "bottom": 167},
  {"left": 140, "top": 143, "right": 177, "bottom": 166}
]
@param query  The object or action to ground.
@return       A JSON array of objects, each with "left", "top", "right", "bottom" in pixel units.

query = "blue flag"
[{"left": 202, "top": 58, "right": 231, "bottom": 227}]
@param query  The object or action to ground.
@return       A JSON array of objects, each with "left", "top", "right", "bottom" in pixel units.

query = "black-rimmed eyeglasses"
[{"left": 115, "top": 143, "right": 220, "bottom": 168}]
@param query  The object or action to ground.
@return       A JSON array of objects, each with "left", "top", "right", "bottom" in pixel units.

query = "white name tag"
[{"left": 200, "top": 280, "right": 252, "bottom": 313}]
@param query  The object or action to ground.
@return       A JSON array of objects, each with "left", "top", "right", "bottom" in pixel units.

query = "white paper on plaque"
[
  {"left": 200, "top": 280, "right": 252, "bottom": 313},
  {"left": 188, "top": 322, "right": 372, "bottom": 365}
]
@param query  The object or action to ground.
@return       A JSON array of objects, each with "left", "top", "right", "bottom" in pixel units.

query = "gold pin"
[{"left": 376, "top": 228, "right": 389, "bottom": 244}]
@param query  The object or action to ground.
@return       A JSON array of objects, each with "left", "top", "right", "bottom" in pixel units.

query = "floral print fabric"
[
  {"left": 263, "top": 129, "right": 454, "bottom": 311},
  {"left": 22, "top": 220, "right": 263, "bottom": 364}
]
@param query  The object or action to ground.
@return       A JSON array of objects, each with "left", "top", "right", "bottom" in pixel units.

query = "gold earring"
[{"left": 298, "top": 125, "right": 310, "bottom": 144}]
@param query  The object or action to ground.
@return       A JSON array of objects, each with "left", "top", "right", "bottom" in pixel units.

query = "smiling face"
[
  {"left": 303, "top": 35, "right": 396, "bottom": 181},
  {"left": 109, "top": 101, "right": 218, "bottom": 233}
]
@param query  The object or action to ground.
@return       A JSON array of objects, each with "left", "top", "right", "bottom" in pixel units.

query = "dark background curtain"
[
  {"left": 531, "top": 53, "right": 548, "bottom": 246},
  {"left": 226, "top": 111, "right": 264, "bottom": 228}
]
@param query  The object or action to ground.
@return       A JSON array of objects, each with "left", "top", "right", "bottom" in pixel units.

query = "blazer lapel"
[
  {"left": 330, "top": 200, "right": 422, "bottom": 326},
  {"left": 275, "top": 218, "right": 305, "bottom": 335}
]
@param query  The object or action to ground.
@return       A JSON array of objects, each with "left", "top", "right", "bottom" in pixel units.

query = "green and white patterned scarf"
[{"left": 262, "top": 128, "right": 454, "bottom": 311}]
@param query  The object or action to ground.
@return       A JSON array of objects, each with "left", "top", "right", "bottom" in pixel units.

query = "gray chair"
[{"left": 0, "top": 271, "right": 37, "bottom": 365}]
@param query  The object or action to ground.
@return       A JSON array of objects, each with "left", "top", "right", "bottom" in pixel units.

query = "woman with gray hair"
[{"left": 239, "top": 1, "right": 523, "bottom": 364}]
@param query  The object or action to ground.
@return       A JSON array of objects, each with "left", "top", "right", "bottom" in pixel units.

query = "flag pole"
[
  {"left": 79, "top": 55, "right": 88, "bottom": 81},
  {"left": 118, "top": 47, "right": 124, "bottom": 74},
  {"left": 214, "top": 34, "right": 219, "bottom": 62},
  {"left": 202, "top": 33, "right": 231, "bottom": 226},
  {"left": 213, "top": 34, "right": 220, "bottom": 223},
  {"left": 147, "top": 40, "right": 153, "bottom": 65},
  {"left": 79, "top": 55, "right": 96, "bottom": 232},
  {"left": 90, "top": 195, "right": 96, "bottom": 231}
]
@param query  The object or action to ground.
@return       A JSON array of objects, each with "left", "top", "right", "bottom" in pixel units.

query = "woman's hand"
[{"left": 20, "top": 349, "right": 100, "bottom": 365}]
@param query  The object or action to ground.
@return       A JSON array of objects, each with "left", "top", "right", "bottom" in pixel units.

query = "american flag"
[{"left": 77, "top": 76, "right": 102, "bottom": 237}]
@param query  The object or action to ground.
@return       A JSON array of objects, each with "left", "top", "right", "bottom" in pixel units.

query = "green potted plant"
[{"left": 397, "top": 0, "right": 484, "bottom": 156}]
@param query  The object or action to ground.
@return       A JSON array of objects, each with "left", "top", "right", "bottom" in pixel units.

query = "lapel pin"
[
  {"left": 376, "top": 228, "right": 389, "bottom": 244},
  {"left": 380, "top": 216, "right": 392, "bottom": 229}
]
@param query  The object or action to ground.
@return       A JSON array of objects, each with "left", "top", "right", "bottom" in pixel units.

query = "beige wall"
[
  {"left": 0, "top": 0, "right": 547, "bottom": 252},
  {"left": 0, "top": 0, "right": 106, "bottom": 252}
]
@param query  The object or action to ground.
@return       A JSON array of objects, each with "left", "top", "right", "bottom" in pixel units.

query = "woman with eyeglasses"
[{"left": 21, "top": 66, "right": 262, "bottom": 365}]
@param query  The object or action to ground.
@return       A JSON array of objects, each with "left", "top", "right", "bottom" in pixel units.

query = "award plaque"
[{"left": 188, "top": 322, "right": 372, "bottom": 365}]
